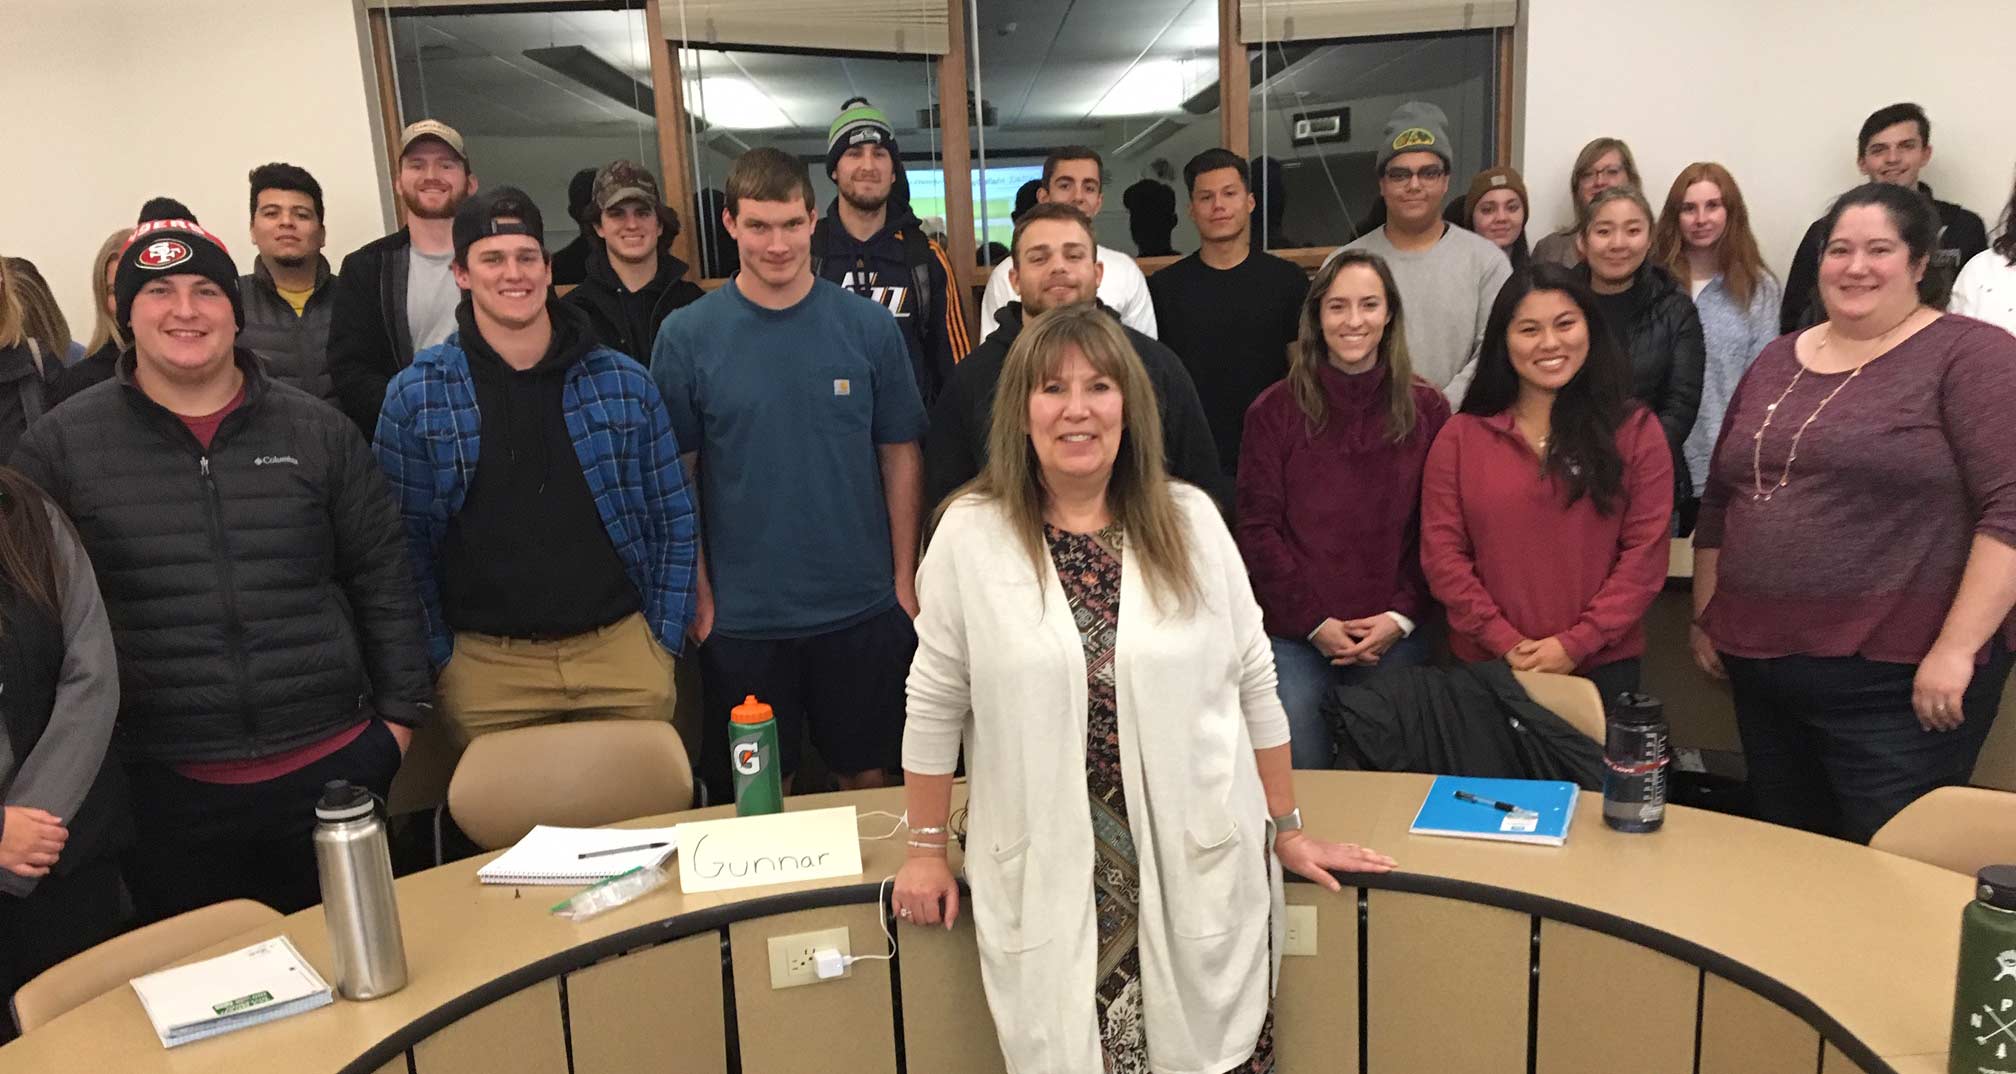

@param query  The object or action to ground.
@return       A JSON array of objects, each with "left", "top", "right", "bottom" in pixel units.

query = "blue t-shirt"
[{"left": 651, "top": 277, "right": 927, "bottom": 638}]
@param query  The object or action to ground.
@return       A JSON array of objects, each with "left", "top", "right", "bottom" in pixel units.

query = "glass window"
[
  {"left": 967, "top": 0, "right": 1222, "bottom": 261},
  {"left": 383, "top": 6, "right": 662, "bottom": 259},
  {"left": 673, "top": 48, "right": 942, "bottom": 278},
  {"left": 1249, "top": 32, "right": 1497, "bottom": 250}
]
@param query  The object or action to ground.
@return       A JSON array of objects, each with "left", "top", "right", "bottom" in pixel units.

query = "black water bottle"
[{"left": 1602, "top": 693, "right": 1669, "bottom": 833}]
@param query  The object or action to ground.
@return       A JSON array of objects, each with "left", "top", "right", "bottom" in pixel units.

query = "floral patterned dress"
[{"left": 1045, "top": 523, "right": 1275, "bottom": 1074}]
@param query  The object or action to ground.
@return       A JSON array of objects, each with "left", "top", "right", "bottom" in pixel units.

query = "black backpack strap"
[{"left": 901, "top": 227, "right": 934, "bottom": 342}]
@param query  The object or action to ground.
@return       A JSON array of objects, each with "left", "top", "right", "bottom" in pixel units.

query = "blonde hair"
[
  {"left": 944, "top": 303, "right": 1197, "bottom": 610},
  {"left": 1571, "top": 137, "right": 1642, "bottom": 206},
  {"left": 88, "top": 228, "right": 134, "bottom": 353}
]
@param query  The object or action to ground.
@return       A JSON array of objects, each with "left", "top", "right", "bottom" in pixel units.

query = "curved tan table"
[{"left": 0, "top": 773, "right": 1971, "bottom": 1074}]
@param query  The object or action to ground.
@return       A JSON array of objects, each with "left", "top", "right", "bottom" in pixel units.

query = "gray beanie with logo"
[{"left": 1376, "top": 101, "right": 1454, "bottom": 173}]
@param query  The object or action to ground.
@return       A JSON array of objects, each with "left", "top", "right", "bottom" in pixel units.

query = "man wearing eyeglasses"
[{"left": 1326, "top": 102, "right": 1511, "bottom": 405}]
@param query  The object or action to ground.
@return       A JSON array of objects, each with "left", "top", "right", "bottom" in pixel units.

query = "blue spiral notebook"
[{"left": 1408, "top": 776, "right": 1580, "bottom": 846}]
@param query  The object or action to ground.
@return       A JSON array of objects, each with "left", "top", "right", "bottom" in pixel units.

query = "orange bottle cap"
[{"left": 731, "top": 695, "right": 774, "bottom": 725}]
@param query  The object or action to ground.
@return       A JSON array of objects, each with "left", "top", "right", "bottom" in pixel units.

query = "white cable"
[
  {"left": 843, "top": 876, "right": 899, "bottom": 967},
  {"left": 857, "top": 810, "right": 907, "bottom": 840}
]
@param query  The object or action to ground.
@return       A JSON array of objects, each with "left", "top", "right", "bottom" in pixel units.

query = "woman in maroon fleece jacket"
[
  {"left": 1238, "top": 250, "right": 1450, "bottom": 768},
  {"left": 1421, "top": 263, "right": 1673, "bottom": 703}
]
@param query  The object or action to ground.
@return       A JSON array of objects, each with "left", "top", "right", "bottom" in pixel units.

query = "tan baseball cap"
[{"left": 399, "top": 119, "right": 468, "bottom": 162}]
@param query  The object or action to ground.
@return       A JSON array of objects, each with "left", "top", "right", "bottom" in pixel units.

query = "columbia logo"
[{"left": 254, "top": 455, "right": 300, "bottom": 467}]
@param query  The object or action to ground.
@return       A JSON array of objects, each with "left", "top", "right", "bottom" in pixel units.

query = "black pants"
[
  {"left": 0, "top": 857, "right": 126, "bottom": 1040},
  {"left": 1722, "top": 645, "right": 2013, "bottom": 844},
  {"left": 122, "top": 720, "right": 403, "bottom": 924},
  {"left": 698, "top": 604, "right": 917, "bottom": 802},
  {"left": 1582, "top": 658, "right": 1643, "bottom": 710}
]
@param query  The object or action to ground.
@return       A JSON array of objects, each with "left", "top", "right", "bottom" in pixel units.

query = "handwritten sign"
[{"left": 676, "top": 806, "right": 864, "bottom": 894}]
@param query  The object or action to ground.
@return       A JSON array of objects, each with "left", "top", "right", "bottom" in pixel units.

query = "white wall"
[
  {"left": 1520, "top": 0, "right": 2016, "bottom": 275},
  {"left": 0, "top": 0, "right": 392, "bottom": 337}
]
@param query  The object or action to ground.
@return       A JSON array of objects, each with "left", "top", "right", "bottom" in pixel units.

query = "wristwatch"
[{"left": 1272, "top": 807, "right": 1303, "bottom": 833}]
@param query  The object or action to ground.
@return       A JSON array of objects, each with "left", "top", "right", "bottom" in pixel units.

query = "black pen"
[
  {"left": 1453, "top": 790, "right": 1536, "bottom": 816},
  {"left": 578, "top": 841, "right": 671, "bottom": 860}
]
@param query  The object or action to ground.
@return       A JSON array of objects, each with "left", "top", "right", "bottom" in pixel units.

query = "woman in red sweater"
[
  {"left": 1238, "top": 250, "right": 1450, "bottom": 768},
  {"left": 1692, "top": 183, "right": 2016, "bottom": 844},
  {"left": 1421, "top": 263, "right": 1673, "bottom": 702}
]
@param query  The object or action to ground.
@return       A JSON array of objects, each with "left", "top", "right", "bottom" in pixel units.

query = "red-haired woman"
[{"left": 1653, "top": 163, "right": 1782, "bottom": 520}]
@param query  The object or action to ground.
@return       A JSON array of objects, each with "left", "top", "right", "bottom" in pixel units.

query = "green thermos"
[
  {"left": 729, "top": 695, "right": 783, "bottom": 817},
  {"left": 1951, "top": 865, "right": 2016, "bottom": 1074}
]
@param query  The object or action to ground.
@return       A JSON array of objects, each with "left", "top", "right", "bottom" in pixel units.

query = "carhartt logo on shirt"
[
  {"left": 833, "top": 379, "right": 852, "bottom": 396},
  {"left": 254, "top": 455, "right": 300, "bottom": 467}
]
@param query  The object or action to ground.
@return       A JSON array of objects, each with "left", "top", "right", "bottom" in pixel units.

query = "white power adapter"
[{"left": 813, "top": 946, "right": 849, "bottom": 980}]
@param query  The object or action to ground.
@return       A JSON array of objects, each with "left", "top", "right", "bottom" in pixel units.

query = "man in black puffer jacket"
[{"left": 10, "top": 217, "right": 433, "bottom": 922}]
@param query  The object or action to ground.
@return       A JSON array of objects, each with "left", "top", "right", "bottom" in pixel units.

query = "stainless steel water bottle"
[{"left": 313, "top": 780, "right": 409, "bottom": 1000}]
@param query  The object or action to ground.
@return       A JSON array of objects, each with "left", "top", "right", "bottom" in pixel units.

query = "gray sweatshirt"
[
  {"left": 1332, "top": 224, "right": 1513, "bottom": 406},
  {"left": 0, "top": 514, "right": 119, "bottom": 898}
]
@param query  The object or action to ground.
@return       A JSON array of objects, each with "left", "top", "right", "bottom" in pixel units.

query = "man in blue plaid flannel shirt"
[{"left": 372, "top": 185, "right": 697, "bottom": 746}]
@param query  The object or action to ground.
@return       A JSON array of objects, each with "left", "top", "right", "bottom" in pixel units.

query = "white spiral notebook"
[
  {"left": 129, "top": 935, "right": 333, "bottom": 1048},
  {"left": 476, "top": 824, "right": 682, "bottom": 886}
]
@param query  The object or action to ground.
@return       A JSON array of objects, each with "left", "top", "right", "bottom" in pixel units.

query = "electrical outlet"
[
  {"left": 1283, "top": 905, "right": 1318, "bottom": 956},
  {"left": 767, "top": 927, "right": 851, "bottom": 989}
]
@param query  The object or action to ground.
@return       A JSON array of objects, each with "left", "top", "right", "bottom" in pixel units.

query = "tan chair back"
[
  {"left": 12, "top": 899, "right": 282, "bottom": 1033},
  {"left": 1871, "top": 785, "right": 2016, "bottom": 876},
  {"left": 448, "top": 720, "right": 695, "bottom": 850},
  {"left": 1512, "top": 669, "right": 1607, "bottom": 743}
]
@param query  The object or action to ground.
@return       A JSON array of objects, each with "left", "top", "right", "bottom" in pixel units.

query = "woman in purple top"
[
  {"left": 1691, "top": 183, "right": 2016, "bottom": 843},
  {"left": 1237, "top": 250, "right": 1450, "bottom": 768}
]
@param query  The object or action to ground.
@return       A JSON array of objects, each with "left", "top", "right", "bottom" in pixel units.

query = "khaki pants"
[{"left": 438, "top": 612, "right": 676, "bottom": 746}]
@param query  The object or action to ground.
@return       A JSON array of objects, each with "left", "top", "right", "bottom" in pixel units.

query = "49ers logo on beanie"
[
  {"left": 114, "top": 217, "right": 246, "bottom": 330},
  {"left": 135, "top": 238, "right": 193, "bottom": 270}
]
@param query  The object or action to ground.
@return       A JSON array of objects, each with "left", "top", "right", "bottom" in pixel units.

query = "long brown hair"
[
  {"left": 0, "top": 259, "right": 24, "bottom": 351},
  {"left": 4, "top": 259, "right": 70, "bottom": 371},
  {"left": 1290, "top": 251, "right": 1419, "bottom": 441},
  {"left": 88, "top": 228, "right": 134, "bottom": 354},
  {"left": 0, "top": 467, "right": 68, "bottom": 634},
  {"left": 942, "top": 303, "right": 1197, "bottom": 611},
  {"left": 1651, "top": 162, "right": 1773, "bottom": 307}
]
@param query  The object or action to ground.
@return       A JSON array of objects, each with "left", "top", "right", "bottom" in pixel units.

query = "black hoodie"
[
  {"left": 562, "top": 248, "right": 704, "bottom": 364},
  {"left": 437, "top": 299, "right": 640, "bottom": 639},
  {"left": 811, "top": 198, "right": 970, "bottom": 406},
  {"left": 922, "top": 301, "right": 1226, "bottom": 513}
]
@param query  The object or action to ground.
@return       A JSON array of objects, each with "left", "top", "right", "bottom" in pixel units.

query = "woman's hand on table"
[
  {"left": 893, "top": 854, "right": 960, "bottom": 929},
  {"left": 1913, "top": 644, "right": 1976, "bottom": 732},
  {"left": 1274, "top": 829, "right": 1395, "bottom": 893}
]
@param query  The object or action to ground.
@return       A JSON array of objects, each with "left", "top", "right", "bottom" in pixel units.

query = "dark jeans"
[
  {"left": 122, "top": 719, "right": 404, "bottom": 924},
  {"left": 1271, "top": 632, "right": 1432, "bottom": 769},
  {"left": 0, "top": 857, "right": 126, "bottom": 1040},
  {"left": 699, "top": 603, "right": 917, "bottom": 802},
  {"left": 1722, "top": 645, "right": 2013, "bottom": 843},
  {"left": 1582, "top": 658, "right": 1643, "bottom": 710}
]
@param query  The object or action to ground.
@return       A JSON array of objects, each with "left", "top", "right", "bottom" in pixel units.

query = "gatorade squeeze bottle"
[{"left": 730, "top": 695, "right": 783, "bottom": 817}]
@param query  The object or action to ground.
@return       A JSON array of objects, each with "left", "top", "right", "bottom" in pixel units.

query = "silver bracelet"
[
  {"left": 906, "top": 838, "right": 949, "bottom": 851},
  {"left": 909, "top": 824, "right": 948, "bottom": 836}
]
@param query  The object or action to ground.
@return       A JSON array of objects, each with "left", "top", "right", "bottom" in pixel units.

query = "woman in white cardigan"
[{"left": 894, "top": 303, "right": 1395, "bottom": 1074}]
